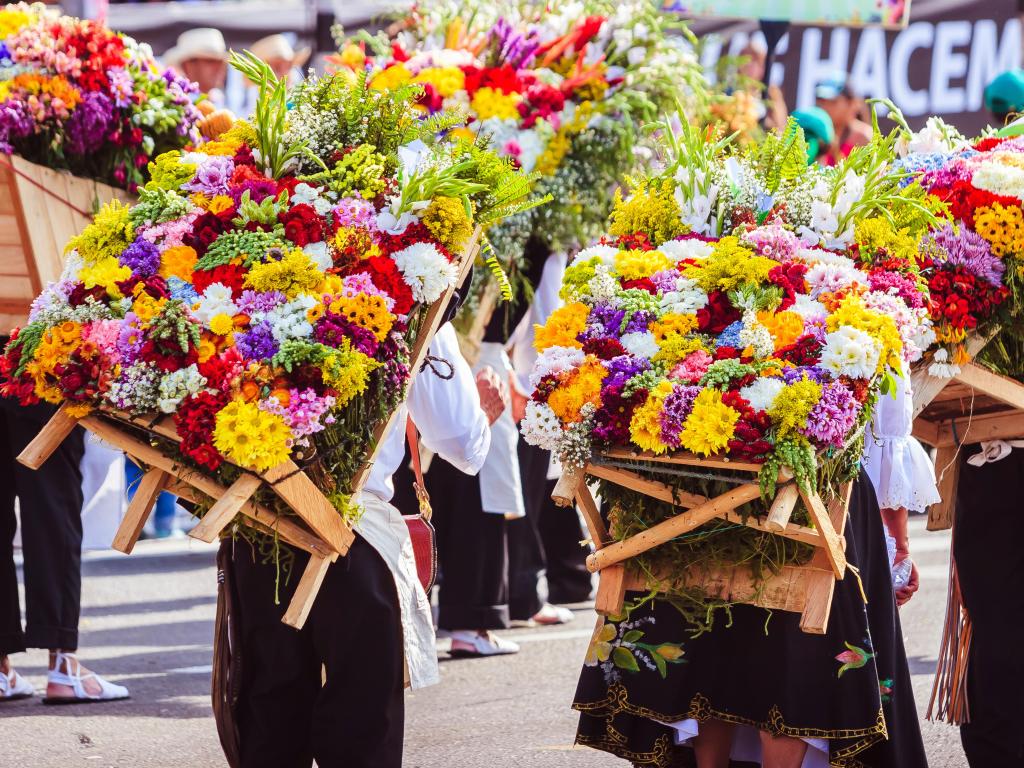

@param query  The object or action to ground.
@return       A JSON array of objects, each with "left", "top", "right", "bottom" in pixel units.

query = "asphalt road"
[{"left": 1, "top": 515, "right": 967, "bottom": 768}]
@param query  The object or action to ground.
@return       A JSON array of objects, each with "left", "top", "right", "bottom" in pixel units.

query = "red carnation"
[
  {"left": 582, "top": 337, "right": 626, "bottom": 360},
  {"left": 621, "top": 277, "right": 657, "bottom": 294},
  {"left": 192, "top": 263, "right": 246, "bottom": 298},
  {"left": 279, "top": 203, "right": 325, "bottom": 248},
  {"left": 697, "top": 290, "right": 742, "bottom": 334},
  {"left": 185, "top": 212, "right": 228, "bottom": 255}
]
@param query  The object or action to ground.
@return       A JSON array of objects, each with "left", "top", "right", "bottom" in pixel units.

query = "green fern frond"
[{"left": 480, "top": 235, "right": 513, "bottom": 302}]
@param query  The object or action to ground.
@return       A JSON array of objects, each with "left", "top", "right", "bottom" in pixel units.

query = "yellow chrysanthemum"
[
  {"left": 209, "top": 313, "right": 235, "bottom": 336},
  {"left": 412, "top": 67, "right": 466, "bottom": 98},
  {"left": 629, "top": 381, "right": 675, "bottom": 454},
  {"left": 78, "top": 257, "right": 131, "bottom": 299},
  {"left": 244, "top": 249, "right": 325, "bottom": 299},
  {"left": 534, "top": 302, "right": 589, "bottom": 352},
  {"left": 826, "top": 295, "right": 903, "bottom": 373},
  {"left": 332, "top": 293, "right": 394, "bottom": 341},
  {"left": 974, "top": 203, "right": 1024, "bottom": 258},
  {"left": 0, "top": 8, "right": 36, "bottom": 38},
  {"left": 614, "top": 249, "right": 673, "bottom": 281},
  {"left": 650, "top": 314, "right": 701, "bottom": 365},
  {"left": 371, "top": 63, "right": 413, "bottom": 91},
  {"left": 547, "top": 360, "right": 606, "bottom": 424},
  {"left": 756, "top": 310, "right": 804, "bottom": 351},
  {"left": 159, "top": 245, "right": 199, "bottom": 281},
  {"left": 470, "top": 86, "right": 521, "bottom": 120},
  {"left": 131, "top": 291, "right": 167, "bottom": 325},
  {"left": 213, "top": 399, "right": 292, "bottom": 472},
  {"left": 679, "top": 388, "right": 740, "bottom": 456}
]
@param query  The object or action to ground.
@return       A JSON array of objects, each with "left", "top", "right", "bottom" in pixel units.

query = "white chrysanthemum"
[
  {"left": 805, "top": 262, "right": 868, "bottom": 297},
  {"left": 789, "top": 293, "right": 828, "bottom": 323},
  {"left": 659, "top": 276, "right": 708, "bottom": 315},
  {"left": 820, "top": 326, "right": 881, "bottom": 379},
  {"left": 739, "top": 377, "right": 786, "bottom": 413},
  {"left": 657, "top": 238, "right": 713, "bottom": 261},
  {"left": 263, "top": 295, "right": 316, "bottom": 342},
  {"left": 793, "top": 247, "right": 854, "bottom": 268},
  {"left": 391, "top": 242, "right": 459, "bottom": 304},
  {"left": 620, "top": 331, "right": 660, "bottom": 359},
  {"left": 739, "top": 311, "right": 775, "bottom": 359},
  {"left": 971, "top": 158, "right": 1024, "bottom": 200},
  {"left": 193, "top": 283, "right": 237, "bottom": 325},
  {"left": 156, "top": 364, "right": 208, "bottom": 414},
  {"left": 575, "top": 243, "right": 619, "bottom": 267},
  {"left": 521, "top": 401, "right": 564, "bottom": 452},
  {"left": 303, "top": 241, "right": 332, "bottom": 271},
  {"left": 531, "top": 346, "right": 586, "bottom": 388},
  {"left": 927, "top": 347, "right": 961, "bottom": 378}
]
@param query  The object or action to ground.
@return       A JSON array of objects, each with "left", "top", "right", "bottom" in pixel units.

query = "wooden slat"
[
  {"left": 188, "top": 473, "right": 263, "bottom": 543},
  {"left": 928, "top": 445, "right": 960, "bottom": 532},
  {"left": 717, "top": 508, "right": 825, "bottom": 547},
  {"left": 765, "top": 483, "right": 799, "bottom": 532},
  {"left": 799, "top": 489, "right": 847, "bottom": 578},
  {"left": 600, "top": 447, "right": 763, "bottom": 473},
  {"left": 935, "top": 410, "right": 1024, "bottom": 447},
  {"left": 261, "top": 460, "right": 355, "bottom": 556},
  {"left": 911, "top": 332, "right": 994, "bottom": 417},
  {"left": 112, "top": 468, "right": 169, "bottom": 553},
  {"left": 16, "top": 403, "right": 80, "bottom": 469},
  {"left": 594, "top": 564, "right": 626, "bottom": 616},
  {"left": 585, "top": 482, "right": 764, "bottom": 573},
  {"left": 575, "top": 482, "right": 610, "bottom": 549},
  {"left": 282, "top": 554, "right": 332, "bottom": 629},
  {"left": 799, "top": 569, "right": 836, "bottom": 634},
  {"left": 551, "top": 464, "right": 584, "bottom": 507},
  {"left": 586, "top": 462, "right": 708, "bottom": 508},
  {"left": 912, "top": 417, "right": 943, "bottom": 447},
  {"left": 955, "top": 363, "right": 1024, "bottom": 412}
]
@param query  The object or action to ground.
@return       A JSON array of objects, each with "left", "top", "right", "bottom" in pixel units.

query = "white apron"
[{"left": 473, "top": 341, "right": 525, "bottom": 518}]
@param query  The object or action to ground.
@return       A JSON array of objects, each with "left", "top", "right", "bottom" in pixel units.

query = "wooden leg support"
[
  {"left": 765, "top": 483, "right": 799, "bottom": 532},
  {"left": 575, "top": 483, "right": 610, "bottom": 549},
  {"left": 594, "top": 564, "right": 627, "bottom": 617},
  {"left": 17, "top": 403, "right": 79, "bottom": 469},
  {"left": 261, "top": 460, "right": 355, "bottom": 556},
  {"left": 189, "top": 474, "right": 264, "bottom": 543},
  {"left": 799, "top": 569, "right": 836, "bottom": 634},
  {"left": 928, "top": 445, "right": 959, "bottom": 532},
  {"left": 113, "top": 467, "right": 170, "bottom": 554},
  {"left": 800, "top": 489, "right": 848, "bottom": 578},
  {"left": 282, "top": 554, "right": 332, "bottom": 629}
]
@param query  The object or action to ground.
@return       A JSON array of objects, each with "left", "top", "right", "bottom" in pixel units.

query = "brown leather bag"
[{"left": 403, "top": 418, "right": 437, "bottom": 593}]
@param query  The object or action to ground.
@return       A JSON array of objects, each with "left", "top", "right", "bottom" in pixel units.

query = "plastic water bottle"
[{"left": 892, "top": 558, "right": 913, "bottom": 590}]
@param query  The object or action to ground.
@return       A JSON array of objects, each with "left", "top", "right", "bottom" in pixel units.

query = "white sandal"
[
  {"left": 43, "top": 651, "right": 129, "bottom": 705},
  {"left": 0, "top": 667, "right": 34, "bottom": 701}
]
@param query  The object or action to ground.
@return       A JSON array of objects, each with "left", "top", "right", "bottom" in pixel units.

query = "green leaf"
[
  {"left": 651, "top": 650, "right": 668, "bottom": 678},
  {"left": 622, "top": 630, "right": 645, "bottom": 644},
  {"left": 612, "top": 647, "right": 640, "bottom": 673}
]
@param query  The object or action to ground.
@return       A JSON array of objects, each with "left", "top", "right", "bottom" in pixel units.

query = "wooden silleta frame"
[
  {"left": 17, "top": 228, "right": 482, "bottom": 629},
  {"left": 552, "top": 450, "right": 852, "bottom": 635}
]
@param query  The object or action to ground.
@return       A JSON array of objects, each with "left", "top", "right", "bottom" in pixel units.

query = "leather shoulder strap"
[{"left": 405, "top": 417, "right": 432, "bottom": 520}]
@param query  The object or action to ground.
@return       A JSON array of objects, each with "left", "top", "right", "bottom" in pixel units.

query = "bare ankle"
[{"left": 0, "top": 656, "right": 9, "bottom": 675}]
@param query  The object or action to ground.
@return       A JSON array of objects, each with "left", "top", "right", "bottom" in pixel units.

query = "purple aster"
[
  {"left": 782, "top": 366, "right": 831, "bottom": 385},
  {"left": 603, "top": 354, "right": 650, "bottom": 389},
  {"left": 65, "top": 91, "right": 115, "bottom": 156},
  {"left": 333, "top": 197, "right": 377, "bottom": 229},
  {"left": 119, "top": 237, "right": 161, "bottom": 278},
  {"left": 582, "top": 304, "right": 626, "bottom": 341},
  {"left": 236, "top": 290, "right": 286, "bottom": 314},
  {"left": 659, "top": 384, "right": 700, "bottom": 448},
  {"left": 0, "top": 102, "right": 33, "bottom": 154},
  {"left": 184, "top": 156, "right": 235, "bottom": 197},
  {"left": 623, "top": 310, "right": 654, "bottom": 335},
  {"left": 235, "top": 321, "right": 279, "bottom": 361},
  {"left": 800, "top": 381, "right": 861, "bottom": 448},
  {"left": 923, "top": 222, "right": 1005, "bottom": 286},
  {"left": 231, "top": 178, "right": 279, "bottom": 205},
  {"left": 116, "top": 314, "right": 146, "bottom": 365}
]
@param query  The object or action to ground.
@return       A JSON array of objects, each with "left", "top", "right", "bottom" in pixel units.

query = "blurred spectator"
[
  {"left": 815, "top": 71, "right": 871, "bottom": 162},
  {"left": 792, "top": 107, "right": 835, "bottom": 166},
  {"left": 984, "top": 69, "right": 1024, "bottom": 127},
  {"left": 233, "top": 34, "right": 310, "bottom": 116},
  {"left": 163, "top": 28, "right": 229, "bottom": 106}
]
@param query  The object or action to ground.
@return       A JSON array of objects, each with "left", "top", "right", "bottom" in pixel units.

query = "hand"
[
  {"left": 894, "top": 551, "right": 919, "bottom": 607},
  {"left": 510, "top": 373, "right": 528, "bottom": 423},
  {"left": 475, "top": 366, "right": 509, "bottom": 425}
]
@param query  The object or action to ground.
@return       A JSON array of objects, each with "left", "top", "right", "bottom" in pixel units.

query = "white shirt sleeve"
[
  {"left": 862, "top": 363, "right": 940, "bottom": 512},
  {"left": 407, "top": 323, "right": 491, "bottom": 475},
  {"left": 508, "top": 252, "right": 568, "bottom": 395}
]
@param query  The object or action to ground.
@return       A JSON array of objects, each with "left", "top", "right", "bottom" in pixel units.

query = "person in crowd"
[
  {"left": 0, "top": 401, "right": 129, "bottom": 703},
  {"left": 163, "top": 28, "right": 230, "bottom": 107},
  {"left": 232, "top": 34, "right": 310, "bottom": 117},
  {"left": 815, "top": 71, "right": 872, "bottom": 162},
  {"left": 227, "top": 321, "right": 502, "bottom": 767},
  {"left": 792, "top": 107, "right": 835, "bottom": 166},
  {"left": 984, "top": 69, "right": 1024, "bottom": 128}
]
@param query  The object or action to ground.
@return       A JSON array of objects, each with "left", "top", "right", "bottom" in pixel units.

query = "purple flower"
[
  {"left": 649, "top": 269, "right": 680, "bottom": 293},
  {"left": 867, "top": 270, "right": 926, "bottom": 309},
  {"left": 313, "top": 312, "right": 379, "bottom": 356},
  {"left": 236, "top": 290, "right": 286, "bottom": 314},
  {"left": 108, "top": 68, "right": 134, "bottom": 109},
  {"left": 743, "top": 223, "right": 800, "bottom": 261},
  {"left": 660, "top": 384, "right": 700, "bottom": 448},
  {"left": 65, "top": 92, "right": 115, "bottom": 156},
  {"left": 800, "top": 381, "right": 861, "bottom": 448},
  {"left": 184, "top": 156, "right": 234, "bottom": 197},
  {"left": 378, "top": 331, "right": 410, "bottom": 393},
  {"left": 120, "top": 237, "right": 161, "bottom": 277},
  {"left": 0, "top": 102, "right": 34, "bottom": 153},
  {"left": 782, "top": 366, "right": 830, "bottom": 385},
  {"left": 235, "top": 321, "right": 279, "bottom": 361},
  {"left": 603, "top": 354, "right": 650, "bottom": 389},
  {"left": 116, "top": 314, "right": 146, "bottom": 365},
  {"left": 582, "top": 304, "right": 625, "bottom": 341},
  {"left": 623, "top": 310, "right": 654, "bottom": 335},
  {"left": 923, "top": 222, "right": 1005, "bottom": 286},
  {"left": 231, "top": 178, "right": 278, "bottom": 205}
]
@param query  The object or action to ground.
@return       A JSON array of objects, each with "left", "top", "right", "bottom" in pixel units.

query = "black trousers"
[
  {"left": 232, "top": 535, "right": 405, "bottom": 768},
  {"left": 0, "top": 400, "right": 85, "bottom": 655},
  {"left": 515, "top": 441, "right": 593, "bottom": 606},
  {"left": 429, "top": 456, "right": 510, "bottom": 631}
]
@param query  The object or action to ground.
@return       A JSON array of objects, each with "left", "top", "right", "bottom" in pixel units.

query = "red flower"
[
  {"left": 697, "top": 291, "right": 742, "bottom": 334},
  {"left": 417, "top": 82, "right": 445, "bottom": 113},
  {"left": 973, "top": 137, "right": 1006, "bottom": 152},
  {"left": 767, "top": 263, "right": 808, "bottom": 311},
  {"left": 175, "top": 391, "right": 228, "bottom": 471},
  {"left": 777, "top": 333, "right": 824, "bottom": 366},
  {"left": 192, "top": 263, "right": 246, "bottom": 298},
  {"left": 185, "top": 211, "right": 228, "bottom": 256},
  {"left": 198, "top": 347, "right": 243, "bottom": 391},
  {"left": 67, "top": 282, "right": 108, "bottom": 307},
  {"left": 621, "top": 277, "right": 657, "bottom": 294},
  {"left": 348, "top": 256, "right": 415, "bottom": 315},
  {"left": 582, "top": 337, "right": 626, "bottom": 360},
  {"left": 279, "top": 203, "right": 325, "bottom": 247}
]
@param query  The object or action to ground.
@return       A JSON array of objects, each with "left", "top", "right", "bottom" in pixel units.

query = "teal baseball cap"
[
  {"left": 984, "top": 70, "right": 1024, "bottom": 117},
  {"left": 792, "top": 107, "right": 835, "bottom": 164}
]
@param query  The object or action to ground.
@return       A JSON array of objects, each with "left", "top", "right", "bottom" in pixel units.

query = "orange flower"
[{"left": 239, "top": 380, "right": 261, "bottom": 402}]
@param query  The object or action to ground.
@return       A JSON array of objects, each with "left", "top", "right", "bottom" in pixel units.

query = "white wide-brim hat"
[
  {"left": 248, "top": 34, "right": 311, "bottom": 68},
  {"left": 164, "top": 28, "right": 229, "bottom": 70}
]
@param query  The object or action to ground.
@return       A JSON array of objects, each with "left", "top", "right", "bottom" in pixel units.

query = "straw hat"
[
  {"left": 163, "top": 28, "right": 229, "bottom": 69},
  {"left": 248, "top": 34, "right": 311, "bottom": 69}
]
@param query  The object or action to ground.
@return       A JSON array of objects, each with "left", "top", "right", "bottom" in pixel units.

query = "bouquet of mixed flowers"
[
  {"left": 0, "top": 54, "right": 537, "bottom": 521},
  {"left": 887, "top": 113, "right": 1024, "bottom": 378},
  {"left": 334, "top": 0, "right": 708, "bottom": 299},
  {"left": 0, "top": 3, "right": 202, "bottom": 190},
  {"left": 521, "top": 118, "right": 937, "bottom": 620}
]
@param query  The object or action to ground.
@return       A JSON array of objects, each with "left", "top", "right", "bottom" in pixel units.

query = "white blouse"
[{"left": 862, "top": 363, "right": 940, "bottom": 512}]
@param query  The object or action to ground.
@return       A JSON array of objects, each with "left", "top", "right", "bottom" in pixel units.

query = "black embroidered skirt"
[{"left": 572, "top": 471, "right": 927, "bottom": 768}]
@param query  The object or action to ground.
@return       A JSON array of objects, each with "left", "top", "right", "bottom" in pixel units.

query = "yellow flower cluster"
[
  {"left": 630, "top": 380, "right": 674, "bottom": 453},
  {"left": 679, "top": 389, "right": 739, "bottom": 456},
  {"left": 412, "top": 67, "right": 466, "bottom": 98},
  {"left": 79, "top": 257, "right": 131, "bottom": 299},
  {"left": 827, "top": 295, "right": 902, "bottom": 372},
  {"left": 614, "top": 249, "right": 672, "bottom": 281},
  {"left": 559, "top": 258, "right": 600, "bottom": 302},
  {"left": 66, "top": 200, "right": 135, "bottom": 265},
  {"left": 24, "top": 321, "right": 81, "bottom": 403},
  {"left": 650, "top": 314, "right": 700, "bottom": 365},
  {"left": 684, "top": 237, "right": 778, "bottom": 292},
  {"left": 371, "top": 63, "right": 413, "bottom": 91},
  {"left": 974, "top": 203, "right": 1024, "bottom": 258},
  {"left": 547, "top": 359, "right": 606, "bottom": 423},
  {"left": 0, "top": 73, "right": 81, "bottom": 109},
  {"left": 768, "top": 378, "right": 821, "bottom": 438},
  {"left": 854, "top": 217, "right": 918, "bottom": 265},
  {"left": 534, "top": 302, "right": 589, "bottom": 351},
  {"left": 334, "top": 226, "right": 381, "bottom": 260},
  {"left": 534, "top": 102, "right": 592, "bottom": 176},
  {"left": 331, "top": 293, "right": 395, "bottom": 341},
  {"left": 757, "top": 310, "right": 804, "bottom": 351},
  {"left": 212, "top": 399, "right": 292, "bottom": 472},
  {"left": 0, "top": 7, "right": 36, "bottom": 38},
  {"left": 321, "top": 342, "right": 380, "bottom": 406},
  {"left": 132, "top": 289, "right": 168, "bottom": 324},
  {"left": 608, "top": 180, "right": 687, "bottom": 246},
  {"left": 421, "top": 196, "right": 473, "bottom": 253},
  {"left": 470, "top": 86, "right": 521, "bottom": 120},
  {"left": 244, "top": 250, "right": 325, "bottom": 299}
]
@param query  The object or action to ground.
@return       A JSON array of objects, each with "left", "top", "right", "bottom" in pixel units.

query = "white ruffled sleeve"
[{"left": 861, "top": 363, "right": 940, "bottom": 512}]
